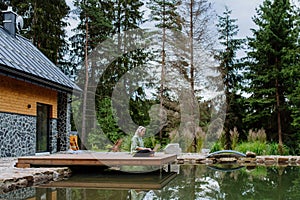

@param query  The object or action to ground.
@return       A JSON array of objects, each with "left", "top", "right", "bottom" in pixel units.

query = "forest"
[{"left": 1, "top": 0, "right": 299, "bottom": 155}]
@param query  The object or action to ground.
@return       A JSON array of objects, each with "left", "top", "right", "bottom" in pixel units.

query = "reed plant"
[
  {"left": 247, "top": 128, "right": 266, "bottom": 143},
  {"left": 230, "top": 127, "right": 239, "bottom": 149}
]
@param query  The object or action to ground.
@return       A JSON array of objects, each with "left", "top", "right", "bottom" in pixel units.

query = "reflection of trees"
[
  {"left": 32, "top": 165, "right": 300, "bottom": 199},
  {"left": 161, "top": 165, "right": 300, "bottom": 199}
]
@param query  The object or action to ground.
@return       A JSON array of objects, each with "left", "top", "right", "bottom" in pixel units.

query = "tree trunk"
[
  {"left": 189, "top": 0, "right": 197, "bottom": 152},
  {"left": 276, "top": 78, "right": 283, "bottom": 154},
  {"left": 160, "top": 1, "right": 166, "bottom": 141},
  {"left": 81, "top": 13, "right": 89, "bottom": 150}
]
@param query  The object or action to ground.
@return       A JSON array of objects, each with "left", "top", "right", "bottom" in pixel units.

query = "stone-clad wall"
[
  {"left": 0, "top": 112, "right": 58, "bottom": 157},
  {"left": 49, "top": 119, "right": 58, "bottom": 154},
  {"left": 57, "top": 93, "right": 70, "bottom": 151},
  {"left": 0, "top": 113, "right": 36, "bottom": 157},
  {"left": 0, "top": 187, "right": 35, "bottom": 199}
]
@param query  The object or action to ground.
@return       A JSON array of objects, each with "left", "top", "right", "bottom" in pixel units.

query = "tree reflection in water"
[
  {"left": 162, "top": 165, "right": 300, "bottom": 199},
  {"left": 3, "top": 165, "right": 300, "bottom": 199}
]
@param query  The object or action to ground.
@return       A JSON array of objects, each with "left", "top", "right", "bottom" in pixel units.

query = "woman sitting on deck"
[{"left": 131, "top": 126, "right": 155, "bottom": 157}]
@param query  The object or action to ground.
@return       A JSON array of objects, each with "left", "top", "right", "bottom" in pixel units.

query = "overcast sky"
[
  {"left": 66, "top": 0, "right": 299, "bottom": 41},
  {"left": 210, "top": 0, "right": 264, "bottom": 38},
  {"left": 66, "top": 0, "right": 265, "bottom": 38}
]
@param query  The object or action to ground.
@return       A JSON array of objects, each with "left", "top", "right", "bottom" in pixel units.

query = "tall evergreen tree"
[
  {"left": 11, "top": 0, "right": 69, "bottom": 65},
  {"left": 148, "top": 0, "right": 182, "bottom": 140},
  {"left": 283, "top": 2, "right": 300, "bottom": 154},
  {"left": 95, "top": 0, "right": 147, "bottom": 141},
  {"left": 71, "top": 0, "right": 113, "bottom": 149},
  {"left": 215, "top": 7, "right": 244, "bottom": 149},
  {"left": 179, "top": 0, "right": 214, "bottom": 93},
  {"left": 243, "top": 0, "right": 299, "bottom": 154},
  {"left": 177, "top": 0, "right": 214, "bottom": 152}
]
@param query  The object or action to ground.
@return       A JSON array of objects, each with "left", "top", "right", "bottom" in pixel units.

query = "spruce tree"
[
  {"left": 70, "top": 0, "right": 113, "bottom": 149},
  {"left": 148, "top": 0, "right": 182, "bottom": 140},
  {"left": 11, "top": 0, "right": 69, "bottom": 65},
  {"left": 244, "top": 0, "right": 299, "bottom": 154},
  {"left": 178, "top": 0, "right": 214, "bottom": 152},
  {"left": 215, "top": 7, "right": 244, "bottom": 149},
  {"left": 94, "top": 0, "right": 147, "bottom": 142}
]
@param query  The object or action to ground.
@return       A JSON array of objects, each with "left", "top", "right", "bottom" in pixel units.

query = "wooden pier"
[{"left": 15, "top": 152, "right": 177, "bottom": 169}]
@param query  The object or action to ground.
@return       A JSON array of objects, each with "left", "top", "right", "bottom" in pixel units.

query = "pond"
[{"left": 1, "top": 164, "right": 300, "bottom": 200}]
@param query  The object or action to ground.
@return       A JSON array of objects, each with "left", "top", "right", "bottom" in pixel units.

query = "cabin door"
[{"left": 36, "top": 103, "right": 51, "bottom": 153}]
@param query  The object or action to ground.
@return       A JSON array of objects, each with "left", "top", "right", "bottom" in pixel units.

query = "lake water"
[{"left": 2, "top": 164, "right": 300, "bottom": 200}]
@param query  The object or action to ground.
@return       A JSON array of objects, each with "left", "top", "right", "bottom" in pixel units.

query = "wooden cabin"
[{"left": 0, "top": 7, "right": 80, "bottom": 157}]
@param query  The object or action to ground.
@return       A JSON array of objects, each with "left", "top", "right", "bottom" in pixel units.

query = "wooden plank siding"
[
  {"left": 16, "top": 152, "right": 177, "bottom": 168},
  {"left": 0, "top": 75, "right": 57, "bottom": 118}
]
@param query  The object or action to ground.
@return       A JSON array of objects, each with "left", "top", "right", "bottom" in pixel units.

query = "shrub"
[
  {"left": 87, "top": 128, "right": 111, "bottom": 151},
  {"left": 120, "top": 135, "right": 132, "bottom": 152},
  {"left": 235, "top": 141, "right": 290, "bottom": 155},
  {"left": 210, "top": 141, "right": 222, "bottom": 153},
  {"left": 267, "top": 142, "right": 290, "bottom": 155},
  {"left": 235, "top": 141, "right": 267, "bottom": 155}
]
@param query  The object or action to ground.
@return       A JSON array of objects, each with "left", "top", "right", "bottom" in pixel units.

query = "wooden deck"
[{"left": 15, "top": 152, "right": 177, "bottom": 168}]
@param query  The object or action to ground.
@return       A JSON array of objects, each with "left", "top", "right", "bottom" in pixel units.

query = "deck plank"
[{"left": 16, "top": 152, "right": 177, "bottom": 168}]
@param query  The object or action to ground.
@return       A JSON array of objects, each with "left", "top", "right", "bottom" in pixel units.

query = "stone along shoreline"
[
  {"left": 1, "top": 153, "right": 300, "bottom": 196},
  {"left": 0, "top": 157, "right": 71, "bottom": 195}
]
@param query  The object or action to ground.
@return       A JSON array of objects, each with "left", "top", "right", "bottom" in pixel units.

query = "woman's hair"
[{"left": 135, "top": 126, "right": 146, "bottom": 136}]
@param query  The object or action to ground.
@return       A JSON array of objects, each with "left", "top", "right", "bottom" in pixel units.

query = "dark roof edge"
[{"left": 0, "top": 65, "right": 82, "bottom": 94}]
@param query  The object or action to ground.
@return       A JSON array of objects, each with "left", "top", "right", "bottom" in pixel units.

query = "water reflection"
[
  {"left": 1, "top": 165, "right": 300, "bottom": 200},
  {"left": 207, "top": 164, "right": 245, "bottom": 172}
]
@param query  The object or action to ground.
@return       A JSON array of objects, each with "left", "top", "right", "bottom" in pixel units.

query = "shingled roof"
[{"left": 0, "top": 27, "right": 80, "bottom": 92}]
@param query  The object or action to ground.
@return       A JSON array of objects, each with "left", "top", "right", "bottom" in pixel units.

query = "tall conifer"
[
  {"left": 11, "top": 0, "right": 69, "bottom": 65},
  {"left": 71, "top": 0, "right": 113, "bottom": 149},
  {"left": 215, "top": 7, "right": 244, "bottom": 149},
  {"left": 148, "top": 0, "right": 182, "bottom": 140},
  {"left": 244, "top": 0, "right": 299, "bottom": 154}
]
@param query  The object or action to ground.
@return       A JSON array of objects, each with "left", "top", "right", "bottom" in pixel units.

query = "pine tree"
[
  {"left": 148, "top": 0, "right": 182, "bottom": 140},
  {"left": 11, "top": 0, "right": 69, "bottom": 65},
  {"left": 215, "top": 7, "right": 244, "bottom": 149},
  {"left": 283, "top": 2, "right": 300, "bottom": 154},
  {"left": 244, "top": 0, "right": 299, "bottom": 154},
  {"left": 180, "top": 0, "right": 214, "bottom": 92},
  {"left": 71, "top": 0, "right": 113, "bottom": 149},
  {"left": 177, "top": 0, "right": 214, "bottom": 152}
]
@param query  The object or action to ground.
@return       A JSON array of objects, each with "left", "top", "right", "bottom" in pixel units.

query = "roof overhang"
[{"left": 0, "top": 64, "right": 82, "bottom": 94}]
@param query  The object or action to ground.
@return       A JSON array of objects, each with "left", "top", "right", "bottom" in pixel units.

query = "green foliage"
[
  {"left": 11, "top": 0, "right": 70, "bottom": 65},
  {"left": 242, "top": 0, "right": 300, "bottom": 147},
  {"left": 267, "top": 142, "right": 290, "bottom": 155},
  {"left": 96, "top": 97, "right": 123, "bottom": 143},
  {"left": 235, "top": 141, "right": 267, "bottom": 155},
  {"left": 235, "top": 141, "right": 290, "bottom": 156},
  {"left": 209, "top": 141, "right": 222, "bottom": 153},
  {"left": 120, "top": 135, "right": 132, "bottom": 152},
  {"left": 87, "top": 128, "right": 112, "bottom": 151},
  {"left": 215, "top": 7, "right": 245, "bottom": 149},
  {"left": 247, "top": 166, "right": 267, "bottom": 179},
  {"left": 148, "top": 0, "right": 182, "bottom": 30},
  {"left": 143, "top": 136, "right": 157, "bottom": 149}
]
